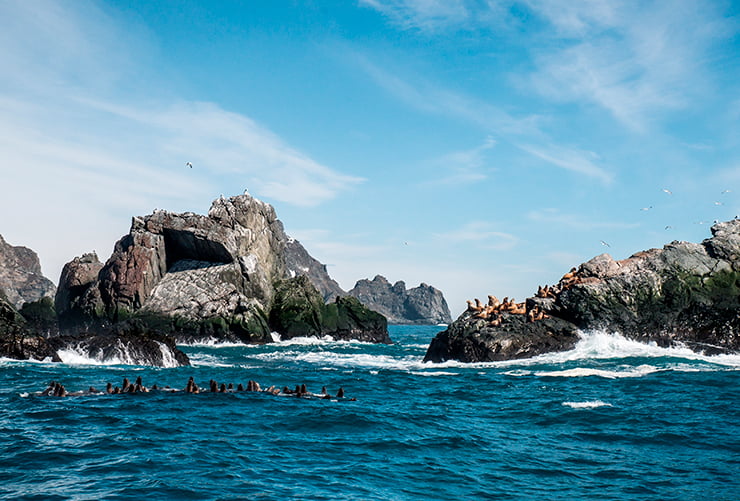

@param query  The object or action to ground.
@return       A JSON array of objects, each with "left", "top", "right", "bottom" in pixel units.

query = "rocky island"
[
  {"left": 55, "top": 194, "right": 390, "bottom": 348},
  {"left": 425, "top": 219, "right": 740, "bottom": 363},
  {"left": 347, "top": 275, "right": 451, "bottom": 325}
]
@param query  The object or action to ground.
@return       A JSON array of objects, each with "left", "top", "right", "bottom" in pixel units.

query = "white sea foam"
[
  {"left": 56, "top": 347, "right": 133, "bottom": 366},
  {"left": 410, "top": 371, "right": 458, "bottom": 376},
  {"left": 562, "top": 401, "right": 613, "bottom": 409},
  {"left": 487, "top": 330, "right": 740, "bottom": 369},
  {"left": 534, "top": 365, "right": 661, "bottom": 379},
  {"left": 179, "top": 339, "right": 253, "bottom": 348}
]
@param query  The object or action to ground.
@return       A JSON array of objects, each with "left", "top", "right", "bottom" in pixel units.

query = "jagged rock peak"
[
  {"left": 285, "top": 238, "right": 345, "bottom": 302},
  {"left": 348, "top": 275, "right": 452, "bottom": 325},
  {"left": 0, "top": 234, "right": 56, "bottom": 309}
]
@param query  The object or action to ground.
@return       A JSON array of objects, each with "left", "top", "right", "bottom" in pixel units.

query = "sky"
[{"left": 1, "top": 1, "right": 739, "bottom": 317}]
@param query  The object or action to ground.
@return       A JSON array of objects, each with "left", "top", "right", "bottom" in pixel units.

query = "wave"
[
  {"left": 562, "top": 401, "right": 613, "bottom": 409},
  {"left": 56, "top": 342, "right": 182, "bottom": 368},
  {"left": 533, "top": 365, "right": 662, "bottom": 379}
]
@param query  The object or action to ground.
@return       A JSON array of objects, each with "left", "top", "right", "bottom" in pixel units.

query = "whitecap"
[
  {"left": 562, "top": 400, "right": 613, "bottom": 409},
  {"left": 535, "top": 365, "right": 661, "bottom": 379},
  {"left": 409, "top": 371, "right": 458, "bottom": 376}
]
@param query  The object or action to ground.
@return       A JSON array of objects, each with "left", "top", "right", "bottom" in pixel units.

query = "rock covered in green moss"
[{"left": 269, "top": 276, "right": 390, "bottom": 343}]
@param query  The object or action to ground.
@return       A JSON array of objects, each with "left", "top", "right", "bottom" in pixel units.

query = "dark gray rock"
[
  {"left": 0, "top": 291, "right": 60, "bottom": 362},
  {"left": 48, "top": 319, "right": 190, "bottom": 367},
  {"left": 0, "top": 234, "right": 56, "bottom": 309},
  {"left": 348, "top": 275, "right": 451, "bottom": 324},
  {"left": 424, "top": 311, "right": 579, "bottom": 363},
  {"left": 285, "top": 238, "right": 345, "bottom": 301},
  {"left": 426, "top": 219, "right": 740, "bottom": 363}
]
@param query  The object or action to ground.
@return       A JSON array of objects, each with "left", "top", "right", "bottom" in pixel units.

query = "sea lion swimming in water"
[{"left": 336, "top": 387, "right": 344, "bottom": 398}]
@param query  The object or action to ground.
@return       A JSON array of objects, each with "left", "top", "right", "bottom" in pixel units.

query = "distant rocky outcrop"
[
  {"left": 55, "top": 194, "right": 390, "bottom": 346},
  {"left": 348, "top": 275, "right": 452, "bottom": 325},
  {"left": 0, "top": 234, "right": 56, "bottom": 309},
  {"left": 425, "top": 220, "right": 740, "bottom": 363},
  {"left": 285, "top": 239, "right": 345, "bottom": 302}
]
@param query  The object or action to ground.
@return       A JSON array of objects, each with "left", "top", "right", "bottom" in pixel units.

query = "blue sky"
[{"left": 1, "top": 1, "right": 739, "bottom": 316}]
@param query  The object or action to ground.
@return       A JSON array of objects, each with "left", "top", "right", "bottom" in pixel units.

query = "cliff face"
[
  {"left": 425, "top": 219, "right": 740, "bottom": 363},
  {"left": 56, "top": 194, "right": 390, "bottom": 345},
  {"left": 285, "top": 239, "right": 345, "bottom": 302},
  {"left": 348, "top": 275, "right": 452, "bottom": 325},
  {"left": 0, "top": 234, "right": 56, "bottom": 309}
]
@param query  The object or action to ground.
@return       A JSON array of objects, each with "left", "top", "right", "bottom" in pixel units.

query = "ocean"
[{"left": 1, "top": 325, "right": 738, "bottom": 500}]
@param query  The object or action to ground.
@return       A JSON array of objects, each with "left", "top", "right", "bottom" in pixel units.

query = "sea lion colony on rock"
[
  {"left": 39, "top": 377, "right": 354, "bottom": 400},
  {"left": 465, "top": 267, "right": 584, "bottom": 326}
]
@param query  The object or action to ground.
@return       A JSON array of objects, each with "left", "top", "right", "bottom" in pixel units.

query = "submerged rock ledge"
[{"left": 425, "top": 219, "right": 740, "bottom": 363}]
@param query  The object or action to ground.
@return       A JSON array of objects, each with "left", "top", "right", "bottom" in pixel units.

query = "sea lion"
[
  {"left": 300, "top": 384, "right": 307, "bottom": 395},
  {"left": 237, "top": 383, "right": 244, "bottom": 392},
  {"left": 135, "top": 376, "right": 143, "bottom": 387},
  {"left": 210, "top": 380, "right": 218, "bottom": 393},
  {"left": 336, "top": 388, "right": 345, "bottom": 398},
  {"left": 122, "top": 378, "right": 130, "bottom": 393},
  {"left": 219, "top": 383, "right": 226, "bottom": 393},
  {"left": 474, "top": 298, "right": 483, "bottom": 311},
  {"left": 106, "top": 382, "right": 113, "bottom": 394},
  {"left": 321, "top": 386, "right": 328, "bottom": 395},
  {"left": 466, "top": 299, "right": 475, "bottom": 311},
  {"left": 41, "top": 381, "right": 56, "bottom": 396},
  {"left": 228, "top": 383, "right": 234, "bottom": 391},
  {"left": 253, "top": 381, "right": 261, "bottom": 392}
]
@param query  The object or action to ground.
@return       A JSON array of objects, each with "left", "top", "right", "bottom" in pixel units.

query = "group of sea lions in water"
[
  {"left": 466, "top": 267, "right": 583, "bottom": 327},
  {"left": 40, "top": 376, "right": 353, "bottom": 401}
]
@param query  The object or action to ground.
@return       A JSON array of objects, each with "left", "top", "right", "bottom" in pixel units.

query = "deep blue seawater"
[{"left": 1, "top": 325, "right": 739, "bottom": 500}]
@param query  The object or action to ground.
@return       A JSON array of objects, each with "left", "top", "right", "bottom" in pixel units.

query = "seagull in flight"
[
  {"left": 640, "top": 206, "right": 653, "bottom": 211},
  {"left": 662, "top": 188, "right": 672, "bottom": 195},
  {"left": 714, "top": 201, "right": 724, "bottom": 206},
  {"left": 186, "top": 162, "right": 193, "bottom": 168},
  {"left": 600, "top": 240, "right": 610, "bottom": 247},
  {"left": 722, "top": 189, "right": 731, "bottom": 194}
]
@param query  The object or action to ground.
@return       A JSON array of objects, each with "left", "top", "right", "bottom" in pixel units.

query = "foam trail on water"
[
  {"left": 562, "top": 401, "right": 613, "bottom": 409},
  {"left": 534, "top": 365, "right": 661, "bottom": 379}
]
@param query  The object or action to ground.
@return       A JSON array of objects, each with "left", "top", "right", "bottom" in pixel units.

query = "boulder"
[
  {"left": 426, "top": 219, "right": 740, "bottom": 363},
  {"left": 0, "top": 234, "right": 56, "bottom": 309},
  {"left": 348, "top": 275, "right": 452, "bottom": 324},
  {"left": 424, "top": 311, "right": 578, "bottom": 363}
]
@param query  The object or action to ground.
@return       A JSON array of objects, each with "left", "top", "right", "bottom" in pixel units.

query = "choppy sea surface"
[{"left": 1, "top": 325, "right": 739, "bottom": 500}]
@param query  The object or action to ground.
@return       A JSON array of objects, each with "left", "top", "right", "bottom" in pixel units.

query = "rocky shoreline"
[{"left": 425, "top": 219, "right": 740, "bottom": 363}]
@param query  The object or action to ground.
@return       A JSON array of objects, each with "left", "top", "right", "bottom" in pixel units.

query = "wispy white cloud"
[
  {"left": 355, "top": 55, "right": 542, "bottom": 136},
  {"left": 423, "top": 136, "right": 496, "bottom": 186},
  {"left": 517, "top": 143, "right": 613, "bottom": 184},
  {"left": 525, "top": 0, "right": 733, "bottom": 131},
  {"left": 359, "top": 0, "right": 471, "bottom": 31},
  {"left": 435, "top": 221, "right": 519, "bottom": 250}
]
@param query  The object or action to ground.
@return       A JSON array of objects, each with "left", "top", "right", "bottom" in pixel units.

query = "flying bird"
[
  {"left": 186, "top": 162, "right": 193, "bottom": 168},
  {"left": 722, "top": 189, "right": 731, "bottom": 194},
  {"left": 640, "top": 206, "right": 653, "bottom": 211},
  {"left": 600, "top": 240, "right": 610, "bottom": 247},
  {"left": 665, "top": 225, "right": 673, "bottom": 230},
  {"left": 714, "top": 201, "right": 724, "bottom": 206},
  {"left": 662, "top": 188, "right": 672, "bottom": 195}
]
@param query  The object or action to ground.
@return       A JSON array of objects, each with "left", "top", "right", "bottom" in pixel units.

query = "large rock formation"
[
  {"left": 56, "top": 194, "right": 390, "bottom": 345},
  {"left": 285, "top": 238, "right": 345, "bottom": 301},
  {"left": 425, "top": 220, "right": 740, "bottom": 363},
  {"left": 348, "top": 275, "right": 452, "bottom": 325},
  {"left": 0, "top": 234, "right": 56, "bottom": 309}
]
